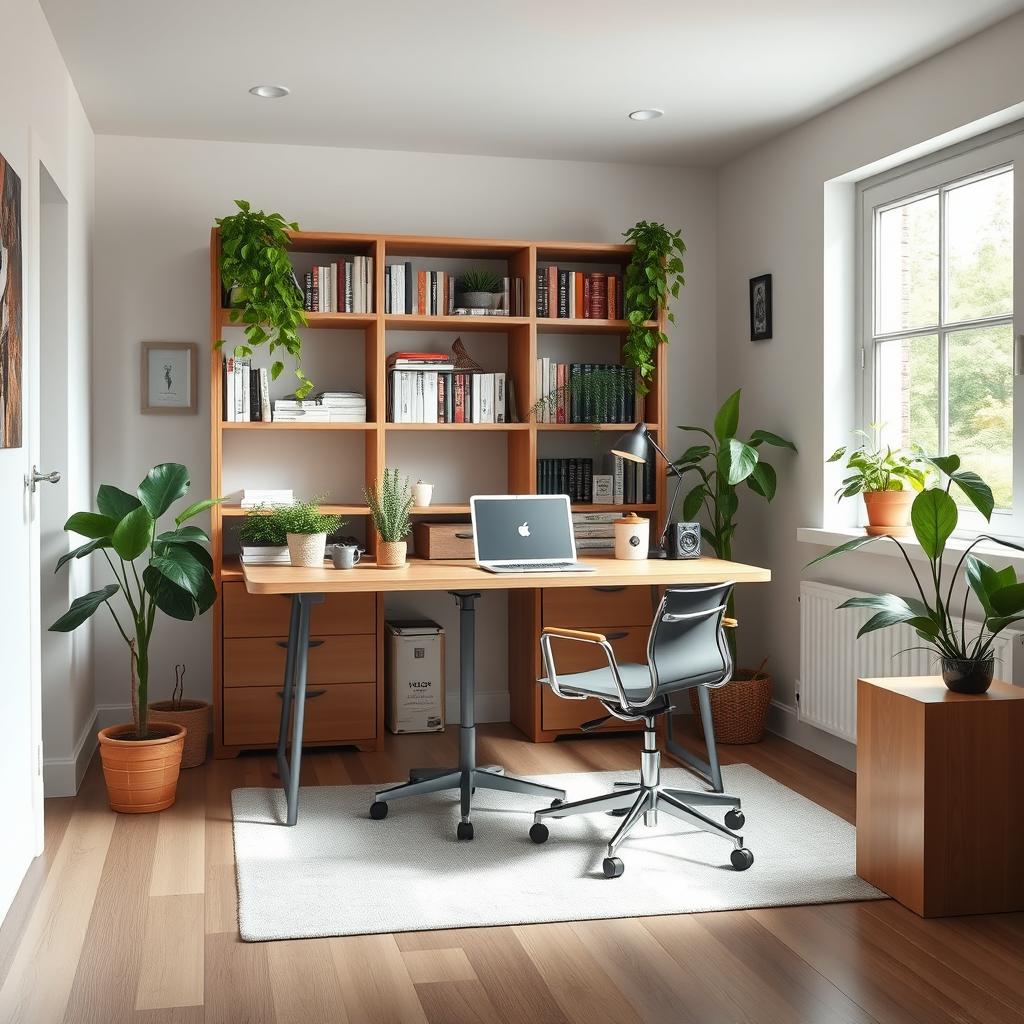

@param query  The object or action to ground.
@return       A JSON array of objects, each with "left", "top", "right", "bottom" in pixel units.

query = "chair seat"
[{"left": 540, "top": 662, "right": 720, "bottom": 704}]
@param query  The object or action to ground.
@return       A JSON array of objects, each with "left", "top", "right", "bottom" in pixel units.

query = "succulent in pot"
[
  {"left": 456, "top": 269, "right": 503, "bottom": 310},
  {"left": 365, "top": 469, "right": 413, "bottom": 568}
]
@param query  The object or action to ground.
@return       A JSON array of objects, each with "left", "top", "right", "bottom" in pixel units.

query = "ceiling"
[{"left": 41, "top": 0, "right": 1024, "bottom": 167}]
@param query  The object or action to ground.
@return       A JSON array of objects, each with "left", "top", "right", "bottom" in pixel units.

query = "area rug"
[{"left": 231, "top": 765, "right": 883, "bottom": 941}]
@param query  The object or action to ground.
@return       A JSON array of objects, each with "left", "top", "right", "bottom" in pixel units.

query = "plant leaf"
[
  {"left": 746, "top": 460, "right": 777, "bottom": 500},
  {"left": 923, "top": 454, "right": 961, "bottom": 476},
  {"left": 65, "top": 511, "right": 117, "bottom": 539},
  {"left": 96, "top": 485, "right": 141, "bottom": 523},
  {"left": 157, "top": 526, "right": 210, "bottom": 545},
  {"left": 723, "top": 438, "right": 759, "bottom": 485},
  {"left": 111, "top": 505, "right": 154, "bottom": 561},
  {"left": 174, "top": 496, "right": 225, "bottom": 527},
  {"left": 749, "top": 429, "right": 797, "bottom": 452},
  {"left": 151, "top": 547, "right": 209, "bottom": 598},
  {"left": 49, "top": 584, "right": 120, "bottom": 632},
  {"left": 804, "top": 533, "right": 886, "bottom": 568},
  {"left": 138, "top": 463, "right": 190, "bottom": 519},
  {"left": 910, "top": 489, "right": 957, "bottom": 560},
  {"left": 713, "top": 389, "right": 741, "bottom": 442},
  {"left": 143, "top": 566, "right": 196, "bottom": 621},
  {"left": 988, "top": 581, "right": 1024, "bottom": 617},
  {"left": 949, "top": 471, "right": 994, "bottom": 521},
  {"left": 55, "top": 538, "right": 111, "bottom": 573},
  {"left": 682, "top": 483, "right": 706, "bottom": 521}
]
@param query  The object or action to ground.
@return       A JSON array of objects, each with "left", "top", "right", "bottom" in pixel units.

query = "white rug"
[{"left": 231, "top": 765, "right": 883, "bottom": 941}]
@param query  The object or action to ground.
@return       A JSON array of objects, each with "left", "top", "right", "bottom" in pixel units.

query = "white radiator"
[{"left": 798, "top": 580, "right": 1023, "bottom": 743}]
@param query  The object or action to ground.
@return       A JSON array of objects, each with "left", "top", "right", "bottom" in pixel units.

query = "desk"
[{"left": 242, "top": 553, "right": 770, "bottom": 834}]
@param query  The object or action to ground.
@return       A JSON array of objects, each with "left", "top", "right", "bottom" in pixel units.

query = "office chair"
[{"left": 529, "top": 583, "right": 753, "bottom": 878}]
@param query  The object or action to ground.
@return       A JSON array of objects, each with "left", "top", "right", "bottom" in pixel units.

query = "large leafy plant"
[
  {"left": 828, "top": 429, "right": 927, "bottom": 497},
  {"left": 49, "top": 464, "right": 222, "bottom": 738},
  {"left": 216, "top": 200, "right": 311, "bottom": 398},
  {"left": 807, "top": 455, "right": 1024, "bottom": 663},
  {"left": 622, "top": 221, "right": 685, "bottom": 392}
]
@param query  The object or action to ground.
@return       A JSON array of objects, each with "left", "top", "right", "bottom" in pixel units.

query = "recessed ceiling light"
[
  {"left": 629, "top": 108, "right": 663, "bottom": 121},
  {"left": 249, "top": 85, "right": 289, "bottom": 99}
]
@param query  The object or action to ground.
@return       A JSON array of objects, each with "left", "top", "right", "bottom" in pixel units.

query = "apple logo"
[{"left": 518, "top": 521, "right": 531, "bottom": 538}]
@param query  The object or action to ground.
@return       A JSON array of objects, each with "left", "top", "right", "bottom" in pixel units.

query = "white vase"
[
  {"left": 412, "top": 481, "right": 433, "bottom": 506},
  {"left": 287, "top": 532, "right": 327, "bottom": 567}
]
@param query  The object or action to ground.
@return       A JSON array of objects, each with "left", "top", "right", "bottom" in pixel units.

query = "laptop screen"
[{"left": 471, "top": 495, "right": 576, "bottom": 563}]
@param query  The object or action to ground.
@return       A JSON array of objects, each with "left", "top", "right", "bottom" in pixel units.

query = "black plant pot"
[{"left": 940, "top": 657, "right": 995, "bottom": 695}]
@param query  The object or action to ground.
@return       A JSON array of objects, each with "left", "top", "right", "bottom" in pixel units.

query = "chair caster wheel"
[
  {"left": 731, "top": 847, "right": 754, "bottom": 871},
  {"left": 603, "top": 857, "right": 625, "bottom": 878},
  {"left": 369, "top": 801, "right": 388, "bottom": 820},
  {"left": 457, "top": 821, "right": 474, "bottom": 841},
  {"left": 550, "top": 798, "right": 564, "bottom": 808},
  {"left": 725, "top": 809, "right": 745, "bottom": 830},
  {"left": 530, "top": 823, "right": 549, "bottom": 844}
]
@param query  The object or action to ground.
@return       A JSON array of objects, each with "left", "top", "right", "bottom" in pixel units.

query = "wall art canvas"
[
  {"left": 749, "top": 273, "right": 772, "bottom": 342},
  {"left": 0, "top": 154, "right": 22, "bottom": 448},
  {"left": 141, "top": 341, "right": 197, "bottom": 413}
]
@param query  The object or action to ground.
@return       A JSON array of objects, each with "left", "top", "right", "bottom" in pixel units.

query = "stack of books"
[
  {"left": 537, "top": 458, "right": 593, "bottom": 501},
  {"left": 271, "top": 391, "right": 367, "bottom": 423},
  {"left": 241, "top": 544, "right": 290, "bottom": 565},
  {"left": 240, "top": 488, "right": 294, "bottom": 509},
  {"left": 302, "top": 257, "right": 374, "bottom": 313},
  {"left": 604, "top": 454, "right": 656, "bottom": 505},
  {"left": 536, "top": 268, "right": 624, "bottom": 319},
  {"left": 571, "top": 511, "right": 619, "bottom": 551},
  {"left": 383, "top": 266, "right": 525, "bottom": 317},
  {"left": 534, "top": 361, "right": 636, "bottom": 423},
  {"left": 386, "top": 351, "right": 512, "bottom": 423},
  {"left": 222, "top": 356, "right": 271, "bottom": 422}
]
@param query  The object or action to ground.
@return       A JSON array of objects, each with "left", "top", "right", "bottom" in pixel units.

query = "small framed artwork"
[
  {"left": 749, "top": 273, "right": 772, "bottom": 341},
  {"left": 141, "top": 342, "right": 198, "bottom": 414}
]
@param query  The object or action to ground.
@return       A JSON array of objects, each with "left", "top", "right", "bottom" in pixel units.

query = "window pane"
[
  {"left": 945, "top": 169, "right": 1012, "bottom": 324},
  {"left": 948, "top": 324, "right": 1013, "bottom": 511},
  {"left": 876, "top": 335, "right": 939, "bottom": 454},
  {"left": 876, "top": 195, "right": 939, "bottom": 334}
]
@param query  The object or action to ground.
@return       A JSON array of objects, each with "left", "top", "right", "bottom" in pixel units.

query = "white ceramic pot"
[
  {"left": 412, "top": 481, "right": 433, "bottom": 506},
  {"left": 287, "top": 532, "right": 328, "bottom": 567},
  {"left": 614, "top": 513, "right": 649, "bottom": 560}
]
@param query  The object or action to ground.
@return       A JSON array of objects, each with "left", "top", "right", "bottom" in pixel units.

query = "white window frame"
[{"left": 858, "top": 131, "right": 1024, "bottom": 538}]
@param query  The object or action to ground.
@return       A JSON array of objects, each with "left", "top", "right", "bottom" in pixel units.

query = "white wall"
[
  {"left": 92, "top": 136, "right": 716, "bottom": 718},
  {"left": 716, "top": 12, "right": 1024, "bottom": 759},
  {"left": 0, "top": 0, "right": 93, "bottom": 921}
]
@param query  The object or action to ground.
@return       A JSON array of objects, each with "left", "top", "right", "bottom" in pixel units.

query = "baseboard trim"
[
  {"left": 95, "top": 703, "right": 134, "bottom": 730},
  {"left": 765, "top": 699, "right": 857, "bottom": 772},
  {"left": 43, "top": 708, "right": 99, "bottom": 797}
]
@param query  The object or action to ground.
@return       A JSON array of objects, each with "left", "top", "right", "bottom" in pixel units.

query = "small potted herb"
[
  {"left": 237, "top": 506, "right": 288, "bottom": 563},
  {"left": 365, "top": 469, "right": 413, "bottom": 568},
  {"left": 828, "top": 429, "right": 928, "bottom": 537},
  {"left": 269, "top": 499, "right": 344, "bottom": 567},
  {"left": 457, "top": 269, "right": 502, "bottom": 310}
]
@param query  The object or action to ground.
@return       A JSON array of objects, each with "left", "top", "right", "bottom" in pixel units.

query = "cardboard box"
[
  {"left": 385, "top": 620, "right": 446, "bottom": 733},
  {"left": 412, "top": 521, "right": 475, "bottom": 559}
]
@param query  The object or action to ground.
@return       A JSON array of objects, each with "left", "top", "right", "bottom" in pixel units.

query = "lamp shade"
[{"left": 610, "top": 423, "right": 650, "bottom": 464}]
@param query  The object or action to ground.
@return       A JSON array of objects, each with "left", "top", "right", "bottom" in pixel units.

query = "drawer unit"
[
  {"left": 224, "top": 634, "right": 376, "bottom": 687},
  {"left": 543, "top": 585, "right": 655, "bottom": 629},
  {"left": 222, "top": 581, "right": 376, "bottom": 638},
  {"left": 223, "top": 682, "right": 376, "bottom": 747}
]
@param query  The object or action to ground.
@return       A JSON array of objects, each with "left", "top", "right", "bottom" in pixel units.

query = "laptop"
[{"left": 470, "top": 495, "right": 595, "bottom": 573}]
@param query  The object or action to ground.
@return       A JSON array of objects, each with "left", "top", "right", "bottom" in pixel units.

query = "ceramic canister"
[{"left": 614, "top": 512, "right": 650, "bottom": 560}]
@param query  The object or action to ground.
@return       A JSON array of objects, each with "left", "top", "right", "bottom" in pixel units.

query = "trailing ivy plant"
[
  {"left": 622, "top": 220, "right": 686, "bottom": 392},
  {"left": 216, "top": 200, "right": 312, "bottom": 399},
  {"left": 530, "top": 366, "right": 632, "bottom": 425}
]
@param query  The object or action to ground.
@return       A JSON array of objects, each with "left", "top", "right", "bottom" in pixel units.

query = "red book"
[
  {"left": 574, "top": 272, "right": 584, "bottom": 319},
  {"left": 606, "top": 275, "right": 616, "bottom": 322},
  {"left": 417, "top": 271, "right": 427, "bottom": 315},
  {"left": 556, "top": 363, "right": 566, "bottom": 423},
  {"left": 454, "top": 374, "right": 465, "bottom": 423},
  {"left": 389, "top": 351, "right": 449, "bottom": 361},
  {"left": 587, "top": 273, "right": 607, "bottom": 319}
]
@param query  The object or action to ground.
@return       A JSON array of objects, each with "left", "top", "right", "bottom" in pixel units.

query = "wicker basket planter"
[
  {"left": 148, "top": 699, "right": 211, "bottom": 767},
  {"left": 377, "top": 540, "right": 408, "bottom": 568},
  {"left": 287, "top": 531, "right": 328, "bottom": 567},
  {"left": 97, "top": 723, "right": 185, "bottom": 812},
  {"left": 689, "top": 668, "right": 773, "bottom": 744}
]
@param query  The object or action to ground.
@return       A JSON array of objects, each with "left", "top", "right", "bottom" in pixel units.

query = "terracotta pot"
[
  {"left": 97, "top": 722, "right": 186, "bottom": 813},
  {"left": 287, "top": 532, "right": 327, "bottom": 567},
  {"left": 689, "top": 669, "right": 773, "bottom": 744},
  {"left": 148, "top": 700, "right": 211, "bottom": 768},
  {"left": 863, "top": 490, "right": 914, "bottom": 537},
  {"left": 377, "top": 540, "right": 408, "bottom": 568}
]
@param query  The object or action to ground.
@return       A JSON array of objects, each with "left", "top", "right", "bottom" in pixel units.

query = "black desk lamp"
[{"left": 611, "top": 423, "right": 687, "bottom": 559}]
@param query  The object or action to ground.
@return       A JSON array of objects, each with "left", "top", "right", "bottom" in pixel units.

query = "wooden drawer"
[
  {"left": 224, "top": 635, "right": 376, "bottom": 687},
  {"left": 223, "top": 682, "right": 376, "bottom": 746},
  {"left": 542, "top": 691, "right": 623, "bottom": 733},
  {"left": 222, "top": 581, "right": 376, "bottom": 638},
  {"left": 543, "top": 585, "right": 653, "bottom": 629}
]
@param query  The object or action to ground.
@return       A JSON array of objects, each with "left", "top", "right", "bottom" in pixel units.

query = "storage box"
[
  {"left": 412, "top": 521, "right": 475, "bottom": 559},
  {"left": 385, "top": 620, "right": 446, "bottom": 733}
]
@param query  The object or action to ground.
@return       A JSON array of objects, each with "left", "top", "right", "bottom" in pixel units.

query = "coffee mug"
[
  {"left": 331, "top": 543, "right": 363, "bottom": 569},
  {"left": 412, "top": 481, "right": 433, "bottom": 507}
]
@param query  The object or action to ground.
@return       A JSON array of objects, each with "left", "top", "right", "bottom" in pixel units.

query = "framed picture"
[
  {"left": 141, "top": 342, "right": 197, "bottom": 414},
  {"left": 749, "top": 273, "right": 772, "bottom": 341},
  {"left": 0, "top": 152, "right": 23, "bottom": 448}
]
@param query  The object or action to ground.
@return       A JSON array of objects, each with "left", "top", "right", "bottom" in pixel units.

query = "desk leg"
[{"left": 665, "top": 686, "right": 724, "bottom": 793}]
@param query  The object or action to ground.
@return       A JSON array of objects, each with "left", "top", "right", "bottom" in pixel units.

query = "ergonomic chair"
[{"left": 529, "top": 582, "right": 753, "bottom": 878}]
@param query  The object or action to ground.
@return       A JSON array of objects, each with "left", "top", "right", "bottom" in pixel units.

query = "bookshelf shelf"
[
  {"left": 385, "top": 314, "right": 530, "bottom": 333},
  {"left": 220, "top": 421, "right": 375, "bottom": 431},
  {"left": 536, "top": 318, "right": 657, "bottom": 335},
  {"left": 220, "top": 503, "right": 370, "bottom": 518},
  {"left": 220, "top": 309, "right": 377, "bottom": 330},
  {"left": 384, "top": 422, "right": 529, "bottom": 432},
  {"left": 535, "top": 422, "right": 653, "bottom": 432}
]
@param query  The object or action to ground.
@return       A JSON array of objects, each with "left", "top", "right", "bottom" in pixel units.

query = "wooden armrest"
[
  {"left": 723, "top": 617, "right": 738, "bottom": 629},
  {"left": 542, "top": 626, "right": 607, "bottom": 643}
]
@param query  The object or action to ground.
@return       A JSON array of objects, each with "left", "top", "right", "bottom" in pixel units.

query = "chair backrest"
[{"left": 646, "top": 583, "right": 734, "bottom": 697}]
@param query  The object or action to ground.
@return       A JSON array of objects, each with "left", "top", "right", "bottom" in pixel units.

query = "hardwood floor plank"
[
  {"left": 205, "top": 931, "right": 276, "bottom": 1024},
  {"left": 267, "top": 938, "right": 350, "bottom": 1024},
  {"left": 150, "top": 769, "right": 205, "bottom": 896},
  {"left": 135, "top": 894, "right": 204, "bottom": 1010},
  {"left": 402, "top": 947, "right": 477, "bottom": 984},
  {"left": 329, "top": 934, "right": 429, "bottom": 1023},
  {"left": 133, "top": 1006, "right": 204, "bottom": 1023},
  {"left": 415, "top": 979, "right": 505, "bottom": 1024}
]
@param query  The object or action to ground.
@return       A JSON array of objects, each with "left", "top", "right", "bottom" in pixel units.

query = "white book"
[
  {"left": 400, "top": 371, "right": 412, "bottom": 423},
  {"left": 423, "top": 371, "right": 437, "bottom": 424},
  {"left": 259, "top": 367, "right": 271, "bottom": 422},
  {"left": 479, "top": 373, "right": 493, "bottom": 423},
  {"left": 535, "top": 359, "right": 545, "bottom": 423},
  {"left": 224, "top": 357, "right": 235, "bottom": 422},
  {"left": 471, "top": 375, "right": 481, "bottom": 423},
  {"left": 412, "top": 372, "right": 422, "bottom": 422},
  {"left": 330, "top": 262, "right": 338, "bottom": 312},
  {"left": 234, "top": 359, "right": 245, "bottom": 421},
  {"left": 366, "top": 256, "right": 374, "bottom": 313},
  {"left": 495, "top": 372, "right": 505, "bottom": 423},
  {"left": 242, "top": 358, "right": 251, "bottom": 421},
  {"left": 572, "top": 511, "right": 620, "bottom": 523},
  {"left": 344, "top": 262, "right": 352, "bottom": 312},
  {"left": 352, "top": 257, "right": 360, "bottom": 313},
  {"left": 575, "top": 537, "right": 616, "bottom": 550},
  {"left": 612, "top": 456, "right": 624, "bottom": 504},
  {"left": 542, "top": 358, "right": 551, "bottom": 422}
]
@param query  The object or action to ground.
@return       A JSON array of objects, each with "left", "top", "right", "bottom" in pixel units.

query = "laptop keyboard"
[{"left": 496, "top": 562, "right": 576, "bottom": 571}]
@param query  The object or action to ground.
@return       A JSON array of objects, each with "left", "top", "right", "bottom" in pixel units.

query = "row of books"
[
  {"left": 302, "top": 256, "right": 374, "bottom": 313},
  {"left": 535, "top": 361, "right": 637, "bottom": 423},
  {"left": 537, "top": 459, "right": 594, "bottom": 502},
  {"left": 272, "top": 392, "right": 367, "bottom": 423},
  {"left": 536, "top": 268, "right": 624, "bottom": 320},
  {"left": 383, "top": 265, "right": 525, "bottom": 317},
  {"left": 240, "top": 488, "right": 294, "bottom": 509},
  {"left": 223, "top": 356, "right": 270, "bottom": 422},
  {"left": 388, "top": 371, "right": 513, "bottom": 423},
  {"left": 570, "top": 511, "right": 622, "bottom": 551},
  {"left": 536, "top": 454, "right": 656, "bottom": 505}
]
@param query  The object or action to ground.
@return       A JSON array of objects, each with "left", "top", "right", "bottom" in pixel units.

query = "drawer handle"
[
  {"left": 606, "top": 631, "right": 628, "bottom": 641},
  {"left": 592, "top": 586, "right": 626, "bottom": 593},
  {"left": 275, "top": 639, "right": 325, "bottom": 650},
  {"left": 276, "top": 688, "right": 327, "bottom": 700},
  {"left": 455, "top": 532, "right": 474, "bottom": 540}
]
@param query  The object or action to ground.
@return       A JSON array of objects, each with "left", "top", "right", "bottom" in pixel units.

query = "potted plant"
[
  {"left": 365, "top": 469, "right": 414, "bottom": 568},
  {"left": 149, "top": 664, "right": 210, "bottom": 768},
  {"left": 237, "top": 504, "right": 288, "bottom": 563},
  {"left": 456, "top": 269, "right": 502, "bottom": 310},
  {"left": 673, "top": 389, "right": 797, "bottom": 742},
  {"left": 827, "top": 430, "right": 928, "bottom": 537},
  {"left": 49, "top": 464, "right": 221, "bottom": 811},
  {"left": 216, "top": 200, "right": 313, "bottom": 399},
  {"left": 807, "top": 454, "right": 1023, "bottom": 694},
  {"left": 269, "top": 499, "right": 344, "bottom": 567}
]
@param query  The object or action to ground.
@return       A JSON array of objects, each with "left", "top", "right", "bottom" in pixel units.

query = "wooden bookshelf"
[{"left": 210, "top": 228, "right": 669, "bottom": 755}]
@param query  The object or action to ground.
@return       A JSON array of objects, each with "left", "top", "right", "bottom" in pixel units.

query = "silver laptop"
[{"left": 470, "top": 495, "right": 595, "bottom": 573}]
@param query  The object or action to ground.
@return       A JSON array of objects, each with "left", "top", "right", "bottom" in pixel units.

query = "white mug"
[{"left": 412, "top": 481, "right": 433, "bottom": 507}]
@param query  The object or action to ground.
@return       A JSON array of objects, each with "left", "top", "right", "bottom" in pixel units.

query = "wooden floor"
[{"left": 0, "top": 721, "right": 1022, "bottom": 1024}]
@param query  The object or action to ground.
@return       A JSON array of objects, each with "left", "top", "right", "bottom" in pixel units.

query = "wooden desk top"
[
  {"left": 859, "top": 676, "right": 1024, "bottom": 703},
  {"left": 241, "top": 553, "right": 770, "bottom": 595}
]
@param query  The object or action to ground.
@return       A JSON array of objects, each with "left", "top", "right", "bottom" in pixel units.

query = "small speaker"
[{"left": 666, "top": 522, "right": 701, "bottom": 560}]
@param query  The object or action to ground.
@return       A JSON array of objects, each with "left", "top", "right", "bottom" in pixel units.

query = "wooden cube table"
[{"left": 857, "top": 676, "right": 1024, "bottom": 917}]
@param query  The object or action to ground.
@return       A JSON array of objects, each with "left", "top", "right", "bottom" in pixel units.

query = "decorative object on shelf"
[
  {"left": 149, "top": 663, "right": 211, "bottom": 768},
  {"left": 49, "top": 463, "right": 222, "bottom": 811},
  {"left": 0, "top": 152, "right": 23, "bottom": 448},
  {"left": 828, "top": 429, "right": 928, "bottom": 537},
  {"left": 266, "top": 499, "right": 344, "bottom": 568},
  {"left": 614, "top": 512, "right": 649, "bottom": 560},
  {"left": 806, "top": 454, "right": 1024, "bottom": 695},
  {"left": 456, "top": 269, "right": 502, "bottom": 310},
  {"left": 749, "top": 273, "right": 772, "bottom": 341},
  {"left": 366, "top": 468, "right": 414, "bottom": 568},
  {"left": 141, "top": 341, "right": 197, "bottom": 414},
  {"left": 451, "top": 336, "right": 483, "bottom": 372},
  {"left": 215, "top": 200, "right": 312, "bottom": 399},
  {"left": 592, "top": 474, "right": 614, "bottom": 503},
  {"left": 622, "top": 220, "right": 685, "bottom": 392},
  {"left": 412, "top": 481, "right": 433, "bottom": 507},
  {"left": 690, "top": 657, "right": 772, "bottom": 744},
  {"left": 331, "top": 543, "right": 363, "bottom": 570},
  {"left": 666, "top": 521, "right": 701, "bottom": 560}
]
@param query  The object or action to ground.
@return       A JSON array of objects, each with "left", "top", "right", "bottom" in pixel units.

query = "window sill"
[{"left": 797, "top": 526, "right": 1024, "bottom": 568}]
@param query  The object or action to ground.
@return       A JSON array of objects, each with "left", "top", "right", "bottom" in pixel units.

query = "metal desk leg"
[{"left": 665, "top": 685, "right": 724, "bottom": 793}]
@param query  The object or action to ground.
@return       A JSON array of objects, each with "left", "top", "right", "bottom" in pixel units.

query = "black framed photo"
[{"left": 749, "top": 273, "right": 772, "bottom": 341}]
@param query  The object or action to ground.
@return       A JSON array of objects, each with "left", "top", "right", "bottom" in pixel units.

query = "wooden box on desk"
[
  {"left": 856, "top": 675, "right": 1024, "bottom": 917},
  {"left": 412, "top": 521, "right": 475, "bottom": 560}
]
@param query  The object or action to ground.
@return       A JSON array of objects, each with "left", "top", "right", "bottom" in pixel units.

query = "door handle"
[
  {"left": 592, "top": 585, "right": 626, "bottom": 593},
  {"left": 605, "top": 631, "right": 628, "bottom": 641},
  {"left": 276, "top": 688, "right": 327, "bottom": 700},
  {"left": 26, "top": 466, "right": 61, "bottom": 493},
  {"left": 275, "top": 639, "right": 325, "bottom": 649}
]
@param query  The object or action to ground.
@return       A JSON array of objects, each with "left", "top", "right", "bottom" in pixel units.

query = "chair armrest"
[
  {"left": 539, "top": 629, "right": 635, "bottom": 710},
  {"left": 723, "top": 617, "right": 738, "bottom": 629},
  {"left": 542, "top": 626, "right": 608, "bottom": 643}
]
